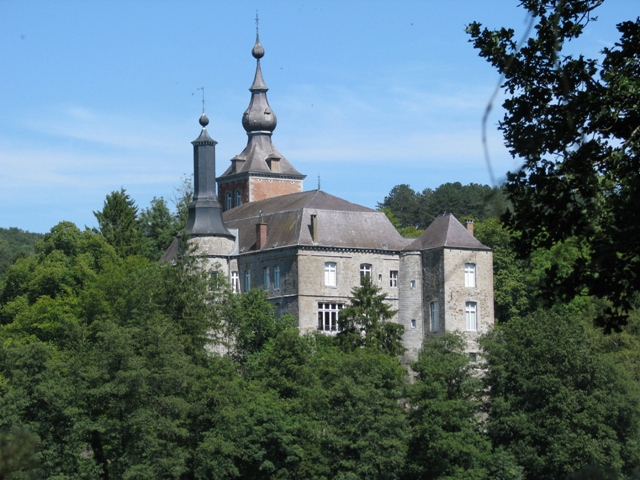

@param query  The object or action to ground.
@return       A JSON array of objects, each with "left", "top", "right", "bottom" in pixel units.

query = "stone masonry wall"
[
  {"left": 296, "top": 249, "right": 400, "bottom": 334},
  {"left": 443, "top": 248, "right": 494, "bottom": 352},
  {"left": 398, "top": 252, "right": 424, "bottom": 360}
]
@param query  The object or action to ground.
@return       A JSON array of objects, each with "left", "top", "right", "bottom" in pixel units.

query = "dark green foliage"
[
  {"left": 378, "top": 182, "right": 506, "bottom": 232},
  {"left": 467, "top": 1, "right": 640, "bottom": 330},
  {"left": 93, "top": 188, "right": 144, "bottom": 258},
  {"left": 224, "top": 289, "right": 297, "bottom": 363},
  {"left": 0, "top": 427, "right": 39, "bottom": 479},
  {"left": 377, "top": 184, "right": 422, "bottom": 230},
  {"left": 404, "top": 332, "right": 522, "bottom": 480},
  {"left": 0, "top": 228, "right": 43, "bottom": 282},
  {"left": 139, "top": 196, "right": 181, "bottom": 261},
  {"left": 337, "top": 275, "right": 405, "bottom": 356},
  {"left": 482, "top": 311, "right": 640, "bottom": 479}
]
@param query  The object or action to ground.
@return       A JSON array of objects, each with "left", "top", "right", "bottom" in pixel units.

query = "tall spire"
[
  {"left": 216, "top": 21, "right": 306, "bottom": 207},
  {"left": 242, "top": 16, "right": 276, "bottom": 133},
  {"left": 185, "top": 112, "right": 234, "bottom": 238}
]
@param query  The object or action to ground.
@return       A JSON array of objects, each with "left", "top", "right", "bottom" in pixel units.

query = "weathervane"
[
  {"left": 318, "top": 174, "right": 321, "bottom": 190},
  {"left": 255, "top": 11, "right": 259, "bottom": 42},
  {"left": 197, "top": 86, "right": 205, "bottom": 113}
]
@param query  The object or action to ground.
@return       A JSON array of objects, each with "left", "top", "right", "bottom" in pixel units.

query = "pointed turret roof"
[
  {"left": 185, "top": 112, "right": 234, "bottom": 238},
  {"left": 218, "top": 32, "right": 304, "bottom": 179},
  {"left": 407, "top": 214, "right": 490, "bottom": 251}
]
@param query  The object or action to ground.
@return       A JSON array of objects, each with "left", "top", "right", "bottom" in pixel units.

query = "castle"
[{"left": 163, "top": 33, "right": 494, "bottom": 358}]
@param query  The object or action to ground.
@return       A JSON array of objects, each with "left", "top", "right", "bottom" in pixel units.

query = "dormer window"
[{"left": 267, "top": 155, "right": 281, "bottom": 172}]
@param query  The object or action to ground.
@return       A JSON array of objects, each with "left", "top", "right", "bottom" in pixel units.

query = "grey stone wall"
[
  {"left": 293, "top": 249, "right": 400, "bottom": 334},
  {"left": 399, "top": 252, "right": 424, "bottom": 359},
  {"left": 442, "top": 248, "right": 494, "bottom": 352}
]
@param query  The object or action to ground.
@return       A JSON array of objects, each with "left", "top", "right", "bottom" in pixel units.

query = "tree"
[
  {"left": 419, "top": 182, "right": 506, "bottom": 228},
  {"left": 337, "top": 275, "right": 405, "bottom": 356},
  {"left": 404, "top": 332, "right": 522, "bottom": 479},
  {"left": 377, "top": 184, "right": 421, "bottom": 229},
  {"left": 93, "top": 188, "right": 144, "bottom": 258},
  {"left": 481, "top": 311, "right": 640, "bottom": 479},
  {"left": 139, "top": 196, "right": 180, "bottom": 261},
  {"left": 0, "top": 228, "right": 43, "bottom": 282},
  {"left": 467, "top": 2, "right": 640, "bottom": 330},
  {"left": 379, "top": 183, "right": 506, "bottom": 233}
]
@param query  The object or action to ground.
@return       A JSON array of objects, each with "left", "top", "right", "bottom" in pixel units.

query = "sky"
[{"left": 0, "top": 1, "right": 637, "bottom": 234}]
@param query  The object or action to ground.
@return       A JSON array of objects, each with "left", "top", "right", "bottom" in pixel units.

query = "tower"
[
  {"left": 217, "top": 30, "right": 305, "bottom": 211},
  {"left": 185, "top": 112, "right": 236, "bottom": 274}
]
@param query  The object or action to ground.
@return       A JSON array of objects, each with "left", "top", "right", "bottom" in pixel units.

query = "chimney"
[
  {"left": 311, "top": 214, "right": 318, "bottom": 243},
  {"left": 256, "top": 211, "right": 268, "bottom": 249},
  {"left": 256, "top": 223, "right": 268, "bottom": 249},
  {"left": 465, "top": 219, "right": 474, "bottom": 236}
]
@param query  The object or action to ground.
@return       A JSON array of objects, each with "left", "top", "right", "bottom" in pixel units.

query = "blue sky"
[{"left": 0, "top": 1, "right": 636, "bottom": 233}]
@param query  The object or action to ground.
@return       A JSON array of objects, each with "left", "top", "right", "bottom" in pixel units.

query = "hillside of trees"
[
  {"left": 0, "top": 228, "right": 43, "bottom": 281},
  {"left": 2, "top": 1, "right": 640, "bottom": 477}
]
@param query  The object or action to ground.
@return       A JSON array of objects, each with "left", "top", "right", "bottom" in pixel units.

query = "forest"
[{"left": 2, "top": 0, "right": 640, "bottom": 478}]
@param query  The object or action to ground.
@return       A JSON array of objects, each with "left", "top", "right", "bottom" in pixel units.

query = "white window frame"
[
  {"left": 430, "top": 301, "right": 439, "bottom": 332},
  {"left": 465, "top": 301, "right": 477, "bottom": 331},
  {"left": 274, "top": 265, "right": 281, "bottom": 289},
  {"left": 235, "top": 189, "right": 242, "bottom": 207},
  {"left": 244, "top": 270, "right": 251, "bottom": 292},
  {"left": 231, "top": 271, "right": 239, "bottom": 293},
  {"left": 464, "top": 263, "right": 476, "bottom": 288},
  {"left": 324, "top": 262, "right": 337, "bottom": 287},
  {"left": 360, "top": 263, "right": 372, "bottom": 282},
  {"left": 390, "top": 270, "right": 398, "bottom": 288},
  {"left": 225, "top": 191, "right": 232, "bottom": 211},
  {"left": 317, "top": 302, "right": 343, "bottom": 332},
  {"left": 263, "top": 267, "right": 270, "bottom": 290}
]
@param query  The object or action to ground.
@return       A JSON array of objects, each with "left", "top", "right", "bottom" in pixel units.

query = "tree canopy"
[
  {"left": 378, "top": 182, "right": 505, "bottom": 233},
  {"left": 467, "top": 0, "right": 640, "bottom": 330}
]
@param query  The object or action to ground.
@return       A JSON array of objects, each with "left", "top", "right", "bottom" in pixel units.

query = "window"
[
  {"left": 318, "top": 303, "right": 343, "bottom": 331},
  {"left": 464, "top": 263, "right": 476, "bottom": 288},
  {"left": 274, "top": 265, "right": 281, "bottom": 289},
  {"left": 465, "top": 301, "right": 477, "bottom": 331},
  {"left": 225, "top": 191, "right": 232, "bottom": 211},
  {"left": 263, "top": 267, "right": 270, "bottom": 290},
  {"left": 324, "top": 262, "right": 337, "bottom": 287},
  {"left": 430, "top": 301, "right": 439, "bottom": 332},
  {"left": 244, "top": 270, "right": 251, "bottom": 292},
  {"left": 360, "top": 263, "right": 372, "bottom": 282},
  {"left": 231, "top": 271, "right": 239, "bottom": 293},
  {"left": 235, "top": 189, "right": 242, "bottom": 207},
  {"left": 410, "top": 280, "right": 416, "bottom": 289},
  {"left": 410, "top": 319, "right": 416, "bottom": 329},
  {"left": 390, "top": 270, "right": 398, "bottom": 287}
]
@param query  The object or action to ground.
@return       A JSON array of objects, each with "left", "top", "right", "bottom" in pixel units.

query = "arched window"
[{"left": 235, "top": 189, "right": 242, "bottom": 207}]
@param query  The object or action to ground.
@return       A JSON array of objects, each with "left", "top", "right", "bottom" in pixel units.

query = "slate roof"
[
  {"left": 223, "top": 190, "right": 413, "bottom": 253},
  {"left": 407, "top": 214, "right": 490, "bottom": 251},
  {"left": 219, "top": 134, "right": 304, "bottom": 178}
]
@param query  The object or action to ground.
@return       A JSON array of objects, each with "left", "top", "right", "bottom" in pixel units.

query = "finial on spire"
[
  {"left": 252, "top": 12, "right": 265, "bottom": 59},
  {"left": 318, "top": 174, "right": 321, "bottom": 190},
  {"left": 197, "top": 86, "right": 209, "bottom": 127}
]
